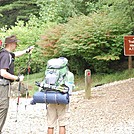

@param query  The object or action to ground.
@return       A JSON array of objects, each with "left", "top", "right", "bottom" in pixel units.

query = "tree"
[
  {"left": 100, "top": 0, "right": 134, "bottom": 34},
  {"left": 0, "top": 0, "right": 40, "bottom": 28},
  {"left": 0, "top": 0, "right": 99, "bottom": 28}
]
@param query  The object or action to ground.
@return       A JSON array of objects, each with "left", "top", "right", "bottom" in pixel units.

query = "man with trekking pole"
[{"left": 0, "top": 35, "right": 34, "bottom": 133}]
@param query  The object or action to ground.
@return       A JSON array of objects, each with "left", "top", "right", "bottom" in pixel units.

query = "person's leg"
[
  {"left": 0, "top": 85, "right": 9, "bottom": 132},
  {"left": 47, "top": 127, "right": 54, "bottom": 134},
  {"left": 59, "top": 126, "right": 66, "bottom": 134},
  {"left": 47, "top": 104, "right": 57, "bottom": 134},
  {"left": 0, "top": 108, "right": 8, "bottom": 131},
  {"left": 58, "top": 104, "right": 70, "bottom": 134}
]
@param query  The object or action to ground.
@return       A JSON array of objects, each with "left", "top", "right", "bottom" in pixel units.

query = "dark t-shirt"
[{"left": 0, "top": 49, "right": 15, "bottom": 80}]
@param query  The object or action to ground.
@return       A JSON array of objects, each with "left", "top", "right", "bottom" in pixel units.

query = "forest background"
[{"left": 0, "top": 0, "right": 134, "bottom": 76}]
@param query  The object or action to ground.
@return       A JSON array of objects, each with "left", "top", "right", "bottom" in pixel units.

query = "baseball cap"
[{"left": 5, "top": 35, "right": 19, "bottom": 45}]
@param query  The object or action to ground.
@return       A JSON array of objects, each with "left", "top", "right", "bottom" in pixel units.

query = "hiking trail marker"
[{"left": 85, "top": 69, "right": 91, "bottom": 99}]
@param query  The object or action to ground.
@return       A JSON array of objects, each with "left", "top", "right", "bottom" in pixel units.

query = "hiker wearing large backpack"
[
  {"left": 31, "top": 57, "right": 74, "bottom": 134},
  {"left": 45, "top": 58, "right": 73, "bottom": 134},
  {"left": 0, "top": 35, "right": 34, "bottom": 133}
]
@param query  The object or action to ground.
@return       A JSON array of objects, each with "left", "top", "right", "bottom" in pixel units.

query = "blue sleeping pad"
[{"left": 31, "top": 90, "right": 69, "bottom": 104}]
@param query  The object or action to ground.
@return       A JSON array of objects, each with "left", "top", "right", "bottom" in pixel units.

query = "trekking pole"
[
  {"left": 14, "top": 66, "right": 26, "bottom": 123},
  {"left": 25, "top": 51, "right": 31, "bottom": 110},
  {"left": 15, "top": 76, "right": 21, "bottom": 122}
]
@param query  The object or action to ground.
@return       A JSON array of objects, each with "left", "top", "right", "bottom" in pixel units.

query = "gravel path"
[{"left": 2, "top": 78, "right": 134, "bottom": 134}]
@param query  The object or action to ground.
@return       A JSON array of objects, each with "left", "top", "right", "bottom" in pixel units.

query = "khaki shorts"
[{"left": 47, "top": 104, "right": 70, "bottom": 128}]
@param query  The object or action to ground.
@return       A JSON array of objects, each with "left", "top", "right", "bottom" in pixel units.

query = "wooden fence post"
[
  {"left": 85, "top": 69, "right": 91, "bottom": 99},
  {"left": 128, "top": 56, "right": 132, "bottom": 70}
]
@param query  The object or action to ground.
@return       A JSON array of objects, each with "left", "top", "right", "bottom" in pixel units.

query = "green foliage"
[
  {"left": 73, "top": 0, "right": 99, "bottom": 15},
  {"left": 38, "top": 24, "right": 65, "bottom": 58},
  {"left": 97, "top": 0, "right": 134, "bottom": 35},
  {"left": 1, "top": 0, "right": 134, "bottom": 75},
  {"left": 0, "top": 0, "right": 100, "bottom": 28},
  {"left": 38, "top": 7, "right": 132, "bottom": 74},
  {"left": 36, "top": 0, "right": 77, "bottom": 23},
  {"left": 0, "top": 0, "right": 40, "bottom": 28}
]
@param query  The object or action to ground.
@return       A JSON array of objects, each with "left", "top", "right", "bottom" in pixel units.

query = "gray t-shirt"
[{"left": 0, "top": 49, "right": 15, "bottom": 80}]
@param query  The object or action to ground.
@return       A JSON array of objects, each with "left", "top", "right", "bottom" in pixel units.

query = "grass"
[
  {"left": 23, "top": 72, "right": 44, "bottom": 96},
  {"left": 92, "top": 69, "right": 134, "bottom": 86},
  {"left": 24, "top": 69, "right": 134, "bottom": 96}
]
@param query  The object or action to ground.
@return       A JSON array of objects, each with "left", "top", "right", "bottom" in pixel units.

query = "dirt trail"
[{"left": 2, "top": 78, "right": 134, "bottom": 134}]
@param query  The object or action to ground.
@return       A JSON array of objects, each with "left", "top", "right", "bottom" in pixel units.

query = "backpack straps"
[{"left": 8, "top": 53, "right": 12, "bottom": 66}]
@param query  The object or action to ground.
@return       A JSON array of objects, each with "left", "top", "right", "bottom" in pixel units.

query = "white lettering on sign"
[
  {"left": 129, "top": 43, "right": 134, "bottom": 51},
  {"left": 130, "top": 44, "right": 134, "bottom": 47},
  {"left": 128, "top": 40, "right": 134, "bottom": 43},
  {"left": 129, "top": 47, "right": 134, "bottom": 50}
]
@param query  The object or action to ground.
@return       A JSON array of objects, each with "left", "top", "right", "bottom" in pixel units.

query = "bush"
[{"left": 38, "top": 9, "right": 132, "bottom": 74}]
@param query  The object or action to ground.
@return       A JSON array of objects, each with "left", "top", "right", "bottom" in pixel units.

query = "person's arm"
[
  {"left": 14, "top": 49, "right": 27, "bottom": 57},
  {"left": 14, "top": 46, "right": 34, "bottom": 57},
  {"left": 0, "top": 69, "right": 24, "bottom": 81}
]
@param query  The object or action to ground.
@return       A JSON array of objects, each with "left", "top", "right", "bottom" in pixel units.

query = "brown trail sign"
[
  {"left": 124, "top": 35, "right": 134, "bottom": 56},
  {"left": 124, "top": 35, "right": 134, "bottom": 69}
]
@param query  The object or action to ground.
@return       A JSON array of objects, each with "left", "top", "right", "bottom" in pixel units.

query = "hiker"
[
  {"left": 46, "top": 57, "right": 74, "bottom": 134},
  {"left": 0, "top": 35, "right": 34, "bottom": 133},
  {"left": 31, "top": 57, "right": 74, "bottom": 134},
  {"left": 47, "top": 59, "right": 74, "bottom": 134}
]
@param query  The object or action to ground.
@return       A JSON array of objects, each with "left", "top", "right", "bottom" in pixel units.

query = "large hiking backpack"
[
  {"left": 43, "top": 57, "right": 69, "bottom": 91},
  {"left": 31, "top": 57, "right": 75, "bottom": 105}
]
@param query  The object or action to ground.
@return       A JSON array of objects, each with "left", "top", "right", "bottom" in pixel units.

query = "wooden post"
[
  {"left": 85, "top": 69, "right": 91, "bottom": 99},
  {"left": 128, "top": 56, "right": 132, "bottom": 70}
]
